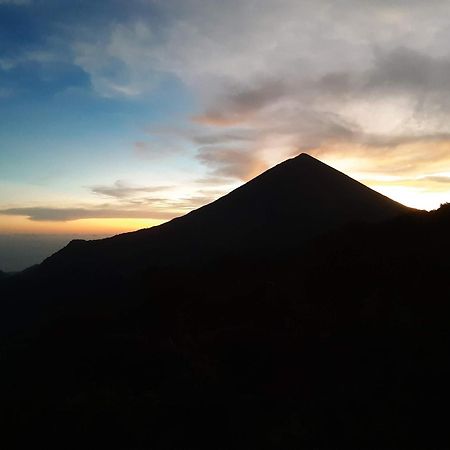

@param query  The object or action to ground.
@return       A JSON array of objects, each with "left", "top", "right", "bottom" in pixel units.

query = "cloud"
[
  {"left": 193, "top": 80, "right": 286, "bottom": 126},
  {"left": 365, "top": 48, "right": 450, "bottom": 96},
  {"left": 197, "top": 146, "right": 268, "bottom": 180},
  {"left": 71, "top": 1, "right": 450, "bottom": 91},
  {"left": 0, "top": 207, "right": 176, "bottom": 222},
  {"left": 90, "top": 180, "right": 169, "bottom": 199},
  {"left": 72, "top": 20, "right": 161, "bottom": 98},
  {"left": 424, "top": 176, "right": 450, "bottom": 184},
  {"left": 162, "top": 192, "right": 223, "bottom": 210},
  {"left": 63, "top": 2, "right": 450, "bottom": 133},
  {"left": 185, "top": 44, "right": 450, "bottom": 180},
  {"left": 0, "top": 187, "right": 233, "bottom": 222},
  {"left": 191, "top": 130, "right": 254, "bottom": 146}
]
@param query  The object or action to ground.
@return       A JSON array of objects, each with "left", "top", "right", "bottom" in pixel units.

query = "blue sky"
[
  {"left": 0, "top": 0, "right": 216, "bottom": 233},
  {"left": 1, "top": 0, "right": 450, "bottom": 268}
]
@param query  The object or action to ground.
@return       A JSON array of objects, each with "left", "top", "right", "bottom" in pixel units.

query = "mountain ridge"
[{"left": 37, "top": 153, "right": 411, "bottom": 275}]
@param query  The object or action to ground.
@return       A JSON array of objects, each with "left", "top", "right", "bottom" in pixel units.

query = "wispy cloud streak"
[{"left": 0, "top": 207, "right": 176, "bottom": 222}]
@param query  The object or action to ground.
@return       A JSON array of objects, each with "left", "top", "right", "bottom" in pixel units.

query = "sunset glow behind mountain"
[{"left": 1, "top": 0, "right": 450, "bottom": 243}]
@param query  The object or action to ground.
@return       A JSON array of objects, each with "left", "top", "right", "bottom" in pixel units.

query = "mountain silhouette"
[{"left": 33, "top": 153, "right": 410, "bottom": 277}]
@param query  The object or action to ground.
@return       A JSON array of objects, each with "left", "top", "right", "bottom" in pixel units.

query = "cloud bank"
[
  {"left": 64, "top": 0, "right": 450, "bottom": 197},
  {"left": 0, "top": 207, "right": 175, "bottom": 222},
  {"left": 90, "top": 180, "right": 169, "bottom": 199}
]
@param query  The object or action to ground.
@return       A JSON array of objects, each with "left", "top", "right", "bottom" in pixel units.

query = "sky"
[{"left": 1, "top": 0, "right": 450, "bottom": 269}]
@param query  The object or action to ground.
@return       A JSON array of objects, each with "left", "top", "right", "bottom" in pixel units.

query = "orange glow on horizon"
[
  {"left": 0, "top": 216, "right": 168, "bottom": 235},
  {"left": 1, "top": 144, "right": 449, "bottom": 238}
]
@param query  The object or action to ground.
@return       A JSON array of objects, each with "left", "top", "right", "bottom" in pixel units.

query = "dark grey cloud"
[
  {"left": 191, "top": 130, "right": 254, "bottom": 145},
  {"left": 424, "top": 176, "right": 450, "bottom": 184},
  {"left": 194, "top": 80, "right": 286, "bottom": 125},
  {"left": 90, "top": 180, "right": 169, "bottom": 199},
  {"left": 0, "top": 207, "right": 176, "bottom": 222},
  {"left": 366, "top": 48, "right": 450, "bottom": 94},
  {"left": 197, "top": 146, "right": 268, "bottom": 180},
  {"left": 308, "top": 47, "right": 450, "bottom": 104}
]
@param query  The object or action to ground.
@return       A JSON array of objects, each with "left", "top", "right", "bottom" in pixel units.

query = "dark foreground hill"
[{"left": 1, "top": 155, "right": 450, "bottom": 449}]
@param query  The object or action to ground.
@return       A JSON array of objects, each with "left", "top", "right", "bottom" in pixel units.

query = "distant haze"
[{"left": 0, "top": 234, "right": 108, "bottom": 272}]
